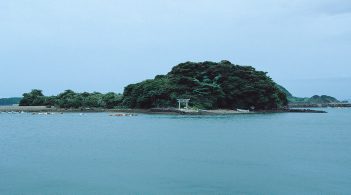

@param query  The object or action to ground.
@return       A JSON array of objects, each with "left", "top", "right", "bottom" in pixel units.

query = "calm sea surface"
[{"left": 0, "top": 109, "right": 350, "bottom": 194}]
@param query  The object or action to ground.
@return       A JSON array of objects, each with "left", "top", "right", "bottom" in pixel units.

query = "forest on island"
[
  {"left": 20, "top": 61, "right": 288, "bottom": 110},
  {"left": 20, "top": 89, "right": 122, "bottom": 109},
  {"left": 123, "top": 61, "right": 287, "bottom": 110}
]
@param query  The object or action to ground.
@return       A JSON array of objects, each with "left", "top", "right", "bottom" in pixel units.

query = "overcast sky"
[{"left": 0, "top": 0, "right": 350, "bottom": 99}]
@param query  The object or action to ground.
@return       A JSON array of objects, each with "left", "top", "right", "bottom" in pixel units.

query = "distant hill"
[
  {"left": 0, "top": 97, "right": 22, "bottom": 106},
  {"left": 276, "top": 85, "right": 340, "bottom": 104},
  {"left": 308, "top": 95, "right": 339, "bottom": 104}
]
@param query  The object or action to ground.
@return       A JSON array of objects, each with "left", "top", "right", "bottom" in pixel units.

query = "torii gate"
[{"left": 177, "top": 99, "right": 190, "bottom": 110}]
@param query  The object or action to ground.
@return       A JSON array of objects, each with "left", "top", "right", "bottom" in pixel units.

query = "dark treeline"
[
  {"left": 19, "top": 89, "right": 122, "bottom": 109},
  {"left": 19, "top": 60, "right": 289, "bottom": 110}
]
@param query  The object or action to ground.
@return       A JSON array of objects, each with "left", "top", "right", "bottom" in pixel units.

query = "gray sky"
[{"left": 0, "top": 0, "right": 350, "bottom": 99}]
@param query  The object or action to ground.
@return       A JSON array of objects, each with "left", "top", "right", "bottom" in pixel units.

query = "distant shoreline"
[
  {"left": 0, "top": 106, "right": 328, "bottom": 114},
  {"left": 289, "top": 103, "right": 351, "bottom": 108}
]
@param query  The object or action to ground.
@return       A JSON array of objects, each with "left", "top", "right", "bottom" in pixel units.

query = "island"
[
  {"left": 277, "top": 85, "right": 351, "bottom": 108},
  {"left": 1, "top": 60, "right": 336, "bottom": 114}
]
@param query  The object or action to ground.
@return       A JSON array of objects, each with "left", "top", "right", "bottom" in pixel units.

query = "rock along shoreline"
[{"left": 0, "top": 106, "right": 327, "bottom": 115}]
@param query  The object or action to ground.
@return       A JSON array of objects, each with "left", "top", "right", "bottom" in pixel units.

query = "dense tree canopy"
[
  {"left": 17, "top": 60, "right": 341, "bottom": 110},
  {"left": 122, "top": 61, "right": 288, "bottom": 110},
  {"left": 20, "top": 89, "right": 46, "bottom": 106},
  {"left": 19, "top": 61, "right": 303, "bottom": 110},
  {"left": 19, "top": 89, "right": 122, "bottom": 109}
]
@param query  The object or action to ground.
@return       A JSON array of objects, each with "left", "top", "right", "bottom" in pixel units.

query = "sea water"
[{"left": 0, "top": 109, "right": 350, "bottom": 194}]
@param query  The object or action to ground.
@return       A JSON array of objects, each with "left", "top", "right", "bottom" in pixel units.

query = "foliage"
[
  {"left": 122, "top": 61, "right": 288, "bottom": 110},
  {"left": 19, "top": 89, "right": 122, "bottom": 109},
  {"left": 17, "top": 61, "right": 341, "bottom": 109},
  {"left": 276, "top": 85, "right": 293, "bottom": 98},
  {"left": 20, "top": 89, "right": 46, "bottom": 106}
]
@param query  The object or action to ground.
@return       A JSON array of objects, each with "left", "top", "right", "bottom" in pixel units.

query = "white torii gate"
[{"left": 177, "top": 99, "right": 190, "bottom": 110}]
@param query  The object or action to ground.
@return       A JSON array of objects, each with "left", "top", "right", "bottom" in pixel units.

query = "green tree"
[
  {"left": 103, "top": 92, "right": 122, "bottom": 109},
  {"left": 19, "top": 89, "right": 45, "bottom": 106}
]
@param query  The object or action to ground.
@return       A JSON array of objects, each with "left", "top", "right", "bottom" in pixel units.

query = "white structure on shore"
[{"left": 177, "top": 99, "right": 190, "bottom": 110}]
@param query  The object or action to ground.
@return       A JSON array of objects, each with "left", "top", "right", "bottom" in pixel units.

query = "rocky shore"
[
  {"left": 0, "top": 106, "right": 327, "bottom": 115},
  {"left": 149, "top": 108, "right": 327, "bottom": 114},
  {"left": 289, "top": 103, "right": 351, "bottom": 108}
]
